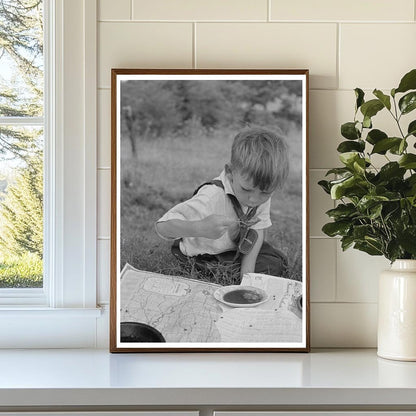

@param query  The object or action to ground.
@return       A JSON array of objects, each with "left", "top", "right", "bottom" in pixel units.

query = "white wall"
[{"left": 96, "top": 0, "right": 416, "bottom": 348}]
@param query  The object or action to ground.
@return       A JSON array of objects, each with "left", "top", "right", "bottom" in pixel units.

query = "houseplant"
[{"left": 319, "top": 68, "right": 416, "bottom": 361}]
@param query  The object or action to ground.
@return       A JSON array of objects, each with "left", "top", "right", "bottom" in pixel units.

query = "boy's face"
[{"left": 227, "top": 169, "right": 274, "bottom": 208}]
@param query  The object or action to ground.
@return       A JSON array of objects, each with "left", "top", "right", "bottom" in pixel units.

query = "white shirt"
[{"left": 156, "top": 170, "right": 272, "bottom": 256}]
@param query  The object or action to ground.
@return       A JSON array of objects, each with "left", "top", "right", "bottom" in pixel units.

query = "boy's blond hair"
[{"left": 230, "top": 127, "right": 289, "bottom": 191}]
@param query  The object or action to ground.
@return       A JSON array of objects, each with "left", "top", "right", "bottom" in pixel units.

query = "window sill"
[
  {"left": 0, "top": 307, "right": 103, "bottom": 348},
  {"left": 0, "top": 349, "right": 415, "bottom": 410},
  {"left": 0, "top": 306, "right": 102, "bottom": 316}
]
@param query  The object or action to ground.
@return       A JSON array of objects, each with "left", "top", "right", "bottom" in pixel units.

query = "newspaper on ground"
[{"left": 120, "top": 263, "right": 302, "bottom": 343}]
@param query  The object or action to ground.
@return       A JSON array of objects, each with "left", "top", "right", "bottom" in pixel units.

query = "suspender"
[
  {"left": 193, "top": 180, "right": 259, "bottom": 258},
  {"left": 193, "top": 180, "right": 258, "bottom": 224}
]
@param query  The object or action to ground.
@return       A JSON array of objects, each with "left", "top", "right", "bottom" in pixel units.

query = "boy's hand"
[{"left": 197, "top": 215, "right": 237, "bottom": 239}]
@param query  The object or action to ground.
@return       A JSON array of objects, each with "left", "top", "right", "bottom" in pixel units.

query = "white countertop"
[{"left": 0, "top": 348, "right": 416, "bottom": 408}]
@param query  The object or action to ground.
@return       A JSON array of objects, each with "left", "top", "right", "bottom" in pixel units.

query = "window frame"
[
  {"left": 0, "top": 0, "right": 100, "bottom": 348},
  {"left": 0, "top": 1, "right": 49, "bottom": 304}
]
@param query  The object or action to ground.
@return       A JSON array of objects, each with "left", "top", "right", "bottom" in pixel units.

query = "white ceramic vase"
[{"left": 378, "top": 259, "right": 416, "bottom": 361}]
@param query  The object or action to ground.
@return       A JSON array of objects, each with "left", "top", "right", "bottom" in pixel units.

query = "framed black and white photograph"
[{"left": 110, "top": 69, "right": 310, "bottom": 352}]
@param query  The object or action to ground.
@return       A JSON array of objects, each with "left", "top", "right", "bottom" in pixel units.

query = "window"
[
  {"left": 0, "top": 0, "right": 45, "bottom": 294},
  {"left": 0, "top": 0, "right": 100, "bottom": 348}
]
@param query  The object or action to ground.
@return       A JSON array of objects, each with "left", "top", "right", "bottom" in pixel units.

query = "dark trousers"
[{"left": 171, "top": 240, "right": 288, "bottom": 278}]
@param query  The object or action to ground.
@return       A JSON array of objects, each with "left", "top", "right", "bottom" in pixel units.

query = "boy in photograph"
[{"left": 155, "top": 127, "right": 289, "bottom": 281}]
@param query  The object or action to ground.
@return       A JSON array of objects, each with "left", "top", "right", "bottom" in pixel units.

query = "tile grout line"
[
  {"left": 193, "top": 22, "right": 197, "bottom": 69},
  {"left": 98, "top": 19, "right": 415, "bottom": 24},
  {"left": 333, "top": 229, "right": 339, "bottom": 303},
  {"left": 267, "top": 0, "right": 271, "bottom": 22},
  {"left": 309, "top": 236, "right": 340, "bottom": 239},
  {"left": 96, "top": 87, "right": 377, "bottom": 92},
  {"left": 130, "top": 0, "right": 133, "bottom": 20},
  {"left": 311, "top": 301, "right": 378, "bottom": 305},
  {"left": 336, "top": 22, "right": 340, "bottom": 90}
]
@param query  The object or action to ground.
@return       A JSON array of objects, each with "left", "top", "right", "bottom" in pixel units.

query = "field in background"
[
  {"left": 0, "top": 252, "right": 42, "bottom": 288},
  {"left": 120, "top": 124, "right": 303, "bottom": 283}
]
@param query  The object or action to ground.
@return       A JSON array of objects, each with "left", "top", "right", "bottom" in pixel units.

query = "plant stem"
[{"left": 391, "top": 97, "right": 406, "bottom": 139}]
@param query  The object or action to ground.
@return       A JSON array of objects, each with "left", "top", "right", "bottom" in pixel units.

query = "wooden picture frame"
[{"left": 110, "top": 69, "right": 310, "bottom": 352}]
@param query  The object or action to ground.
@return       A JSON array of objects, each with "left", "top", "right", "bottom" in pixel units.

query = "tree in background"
[
  {"left": 121, "top": 81, "right": 180, "bottom": 154},
  {"left": 0, "top": 0, "right": 43, "bottom": 161},
  {"left": 120, "top": 79, "right": 303, "bottom": 150},
  {"left": 0, "top": 152, "right": 43, "bottom": 258}
]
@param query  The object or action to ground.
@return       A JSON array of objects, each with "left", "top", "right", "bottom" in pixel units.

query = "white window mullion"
[
  {"left": 44, "top": 0, "right": 56, "bottom": 307},
  {"left": 0, "top": 117, "right": 44, "bottom": 126}
]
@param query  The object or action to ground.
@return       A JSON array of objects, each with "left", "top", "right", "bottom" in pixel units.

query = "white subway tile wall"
[
  {"left": 97, "top": 0, "right": 416, "bottom": 347},
  {"left": 340, "top": 24, "right": 416, "bottom": 90},
  {"left": 98, "top": 22, "right": 193, "bottom": 88},
  {"left": 270, "top": 0, "right": 414, "bottom": 22},
  {"left": 310, "top": 239, "right": 336, "bottom": 302},
  {"left": 132, "top": 0, "right": 269, "bottom": 21},
  {"left": 97, "top": 89, "right": 111, "bottom": 168},
  {"left": 97, "top": 169, "right": 111, "bottom": 239},
  {"left": 311, "top": 303, "right": 378, "bottom": 347},
  {"left": 97, "top": 239, "right": 110, "bottom": 305},
  {"left": 99, "top": 0, "right": 131, "bottom": 21},
  {"left": 336, "top": 246, "right": 389, "bottom": 303},
  {"left": 196, "top": 23, "right": 338, "bottom": 89}
]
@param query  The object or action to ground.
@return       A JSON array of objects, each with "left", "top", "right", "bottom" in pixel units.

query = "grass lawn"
[
  {"left": 120, "top": 126, "right": 304, "bottom": 283},
  {"left": 0, "top": 252, "right": 43, "bottom": 288}
]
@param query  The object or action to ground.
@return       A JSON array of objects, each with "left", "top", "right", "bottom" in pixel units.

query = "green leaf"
[
  {"left": 341, "top": 235, "right": 355, "bottom": 251},
  {"left": 391, "top": 139, "right": 408, "bottom": 155},
  {"left": 405, "top": 174, "right": 416, "bottom": 197},
  {"left": 407, "top": 174, "right": 416, "bottom": 186},
  {"left": 395, "top": 69, "right": 416, "bottom": 94},
  {"left": 373, "top": 89, "right": 391, "bottom": 110},
  {"left": 318, "top": 180, "right": 331, "bottom": 194},
  {"left": 330, "top": 175, "right": 366, "bottom": 200},
  {"left": 369, "top": 203, "right": 383, "bottom": 220},
  {"left": 337, "top": 140, "right": 365, "bottom": 153},
  {"left": 325, "top": 167, "right": 352, "bottom": 176},
  {"left": 353, "top": 158, "right": 366, "bottom": 174},
  {"left": 339, "top": 152, "right": 360, "bottom": 167},
  {"left": 322, "top": 221, "right": 351, "bottom": 237},
  {"left": 353, "top": 224, "right": 374, "bottom": 240},
  {"left": 354, "top": 241, "right": 383, "bottom": 256},
  {"left": 363, "top": 116, "right": 372, "bottom": 129},
  {"left": 377, "top": 162, "right": 406, "bottom": 182},
  {"left": 341, "top": 122, "right": 361, "bottom": 140},
  {"left": 386, "top": 240, "right": 402, "bottom": 262},
  {"left": 330, "top": 176, "right": 353, "bottom": 199},
  {"left": 326, "top": 203, "right": 357, "bottom": 220},
  {"left": 371, "top": 137, "right": 402, "bottom": 154},
  {"left": 399, "top": 139, "right": 407, "bottom": 154},
  {"left": 366, "top": 129, "right": 387, "bottom": 145},
  {"left": 398, "top": 227, "right": 416, "bottom": 255},
  {"left": 357, "top": 195, "right": 389, "bottom": 211},
  {"left": 365, "top": 236, "right": 384, "bottom": 251},
  {"left": 399, "top": 154, "right": 416, "bottom": 169},
  {"left": 399, "top": 92, "right": 416, "bottom": 115},
  {"left": 360, "top": 99, "right": 384, "bottom": 119},
  {"left": 355, "top": 88, "right": 365, "bottom": 110},
  {"left": 407, "top": 120, "right": 416, "bottom": 138}
]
